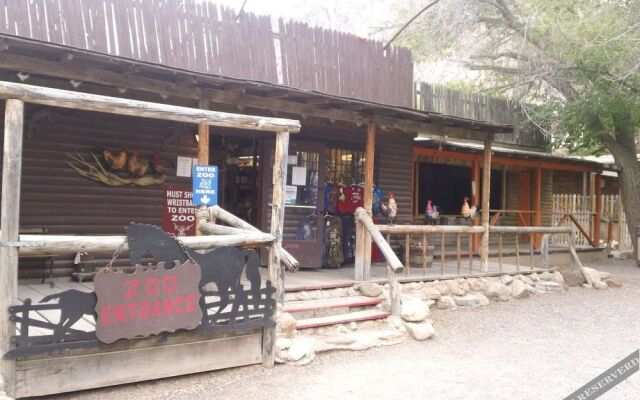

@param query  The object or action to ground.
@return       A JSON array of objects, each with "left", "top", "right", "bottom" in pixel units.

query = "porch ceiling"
[{"left": 0, "top": 34, "right": 513, "bottom": 140}]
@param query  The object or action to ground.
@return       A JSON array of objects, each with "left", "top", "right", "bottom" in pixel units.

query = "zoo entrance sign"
[
  {"left": 192, "top": 164, "right": 218, "bottom": 206},
  {"left": 94, "top": 261, "right": 203, "bottom": 344}
]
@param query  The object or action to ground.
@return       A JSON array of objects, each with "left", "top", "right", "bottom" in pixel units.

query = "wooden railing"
[
  {"left": 354, "top": 208, "right": 593, "bottom": 305},
  {"left": 354, "top": 208, "right": 404, "bottom": 316},
  {"left": 375, "top": 224, "right": 485, "bottom": 277},
  {"left": 201, "top": 205, "right": 300, "bottom": 271}
]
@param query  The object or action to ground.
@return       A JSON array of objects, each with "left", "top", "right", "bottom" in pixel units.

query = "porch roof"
[
  {"left": 414, "top": 136, "right": 604, "bottom": 172},
  {"left": 0, "top": 34, "right": 513, "bottom": 139}
]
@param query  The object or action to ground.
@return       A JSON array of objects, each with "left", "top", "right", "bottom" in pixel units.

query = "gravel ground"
[{"left": 50, "top": 259, "right": 640, "bottom": 400}]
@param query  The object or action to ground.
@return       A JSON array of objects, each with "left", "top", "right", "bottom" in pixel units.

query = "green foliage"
[{"left": 393, "top": 0, "right": 640, "bottom": 156}]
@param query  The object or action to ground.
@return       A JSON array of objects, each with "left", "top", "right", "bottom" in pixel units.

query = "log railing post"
[
  {"left": 0, "top": 99, "right": 24, "bottom": 397},
  {"left": 480, "top": 135, "right": 492, "bottom": 272},
  {"left": 263, "top": 131, "right": 289, "bottom": 367},
  {"left": 195, "top": 99, "right": 210, "bottom": 236},
  {"left": 355, "top": 124, "right": 376, "bottom": 281}
]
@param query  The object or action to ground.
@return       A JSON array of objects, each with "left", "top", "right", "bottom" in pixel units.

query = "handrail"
[
  {"left": 376, "top": 225, "right": 485, "bottom": 234},
  {"left": 490, "top": 226, "right": 572, "bottom": 234},
  {"left": 206, "top": 205, "right": 300, "bottom": 271},
  {"left": 8, "top": 232, "right": 276, "bottom": 257},
  {"left": 355, "top": 208, "right": 404, "bottom": 273}
]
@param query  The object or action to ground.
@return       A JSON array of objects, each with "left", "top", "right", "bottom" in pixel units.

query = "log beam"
[
  {"left": 355, "top": 124, "right": 376, "bottom": 281},
  {"left": 7, "top": 233, "right": 275, "bottom": 257},
  {"left": 0, "top": 81, "right": 301, "bottom": 132},
  {"left": 0, "top": 99, "right": 24, "bottom": 397},
  {"left": 480, "top": 137, "right": 492, "bottom": 272},
  {"left": 196, "top": 99, "right": 211, "bottom": 236},
  {"left": 263, "top": 131, "right": 289, "bottom": 367},
  {"left": 208, "top": 205, "right": 299, "bottom": 271}
]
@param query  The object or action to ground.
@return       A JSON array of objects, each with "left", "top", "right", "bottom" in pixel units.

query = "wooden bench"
[{"left": 19, "top": 227, "right": 56, "bottom": 288}]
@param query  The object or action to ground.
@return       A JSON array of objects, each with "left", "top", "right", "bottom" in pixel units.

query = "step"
[
  {"left": 295, "top": 309, "right": 391, "bottom": 330},
  {"left": 284, "top": 296, "right": 382, "bottom": 314}
]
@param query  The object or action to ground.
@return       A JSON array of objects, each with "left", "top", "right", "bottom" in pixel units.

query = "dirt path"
[{"left": 52, "top": 260, "right": 640, "bottom": 400}]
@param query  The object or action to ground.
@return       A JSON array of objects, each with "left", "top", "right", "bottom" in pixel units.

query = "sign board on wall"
[
  {"left": 94, "top": 261, "right": 203, "bottom": 344},
  {"left": 163, "top": 186, "right": 196, "bottom": 236},
  {"left": 192, "top": 165, "right": 218, "bottom": 206}
]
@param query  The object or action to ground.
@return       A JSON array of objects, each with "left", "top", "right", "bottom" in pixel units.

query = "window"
[{"left": 325, "top": 148, "right": 365, "bottom": 185}]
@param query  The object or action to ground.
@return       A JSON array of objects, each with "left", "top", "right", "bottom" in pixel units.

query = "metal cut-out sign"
[{"left": 94, "top": 260, "right": 202, "bottom": 344}]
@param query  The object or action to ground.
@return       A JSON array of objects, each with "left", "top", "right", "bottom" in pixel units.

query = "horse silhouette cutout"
[
  {"left": 186, "top": 247, "right": 262, "bottom": 324},
  {"left": 126, "top": 222, "right": 187, "bottom": 265},
  {"left": 39, "top": 289, "right": 97, "bottom": 340}
]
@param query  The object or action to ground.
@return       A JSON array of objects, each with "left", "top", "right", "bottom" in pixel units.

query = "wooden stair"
[
  {"left": 284, "top": 295, "right": 388, "bottom": 330},
  {"left": 295, "top": 309, "right": 390, "bottom": 330}
]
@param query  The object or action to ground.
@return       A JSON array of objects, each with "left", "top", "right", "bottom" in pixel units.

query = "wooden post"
[
  {"left": 196, "top": 99, "right": 210, "bottom": 236},
  {"left": 594, "top": 173, "right": 601, "bottom": 247},
  {"left": 404, "top": 234, "right": 410, "bottom": 276},
  {"left": 355, "top": 124, "right": 375, "bottom": 281},
  {"left": 480, "top": 136, "right": 492, "bottom": 272},
  {"left": 0, "top": 99, "right": 24, "bottom": 397},
  {"left": 471, "top": 159, "right": 480, "bottom": 252},
  {"left": 501, "top": 164, "right": 507, "bottom": 210},
  {"left": 533, "top": 167, "right": 542, "bottom": 250},
  {"left": 380, "top": 233, "right": 401, "bottom": 317},
  {"left": 541, "top": 234, "right": 549, "bottom": 269},
  {"left": 262, "top": 131, "right": 289, "bottom": 368}
]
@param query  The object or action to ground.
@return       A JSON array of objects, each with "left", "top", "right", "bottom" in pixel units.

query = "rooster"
[
  {"left": 151, "top": 151, "right": 167, "bottom": 175},
  {"left": 425, "top": 200, "right": 441, "bottom": 225},
  {"left": 380, "top": 192, "right": 398, "bottom": 225},
  {"left": 461, "top": 197, "right": 478, "bottom": 220},
  {"left": 127, "top": 150, "right": 150, "bottom": 177},
  {"left": 102, "top": 148, "right": 127, "bottom": 171}
]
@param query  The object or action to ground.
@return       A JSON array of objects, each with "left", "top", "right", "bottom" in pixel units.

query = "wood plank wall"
[
  {"left": 0, "top": 103, "right": 198, "bottom": 278},
  {"left": 0, "top": 0, "right": 413, "bottom": 107}
]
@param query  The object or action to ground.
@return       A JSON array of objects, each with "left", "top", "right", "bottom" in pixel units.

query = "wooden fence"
[
  {"left": 278, "top": 20, "right": 413, "bottom": 107},
  {"left": 0, "top": 0, "right": 413, "bottom": 106},
  {"left": 415, "top": 82, "right": 549, "bottom": 148},
  {"left": 551, "top": 193, "right": 632, "bottom": 250}
]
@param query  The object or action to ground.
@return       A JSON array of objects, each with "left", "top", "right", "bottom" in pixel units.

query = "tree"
[{"left": 391, "top": 0, "right": 640, "bottom": 253}]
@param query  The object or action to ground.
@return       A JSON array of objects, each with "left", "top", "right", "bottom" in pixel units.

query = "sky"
[{"left": 206, "top": 0, "right": 396, "bottom": 39}]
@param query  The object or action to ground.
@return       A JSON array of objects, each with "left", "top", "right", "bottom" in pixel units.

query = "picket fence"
[{"left": 551, "top": 193, "right": 632, "bottom": 250}]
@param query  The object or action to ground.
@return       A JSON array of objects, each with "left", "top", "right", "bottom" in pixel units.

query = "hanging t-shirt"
[
  {"left": 372, "top": 186, "right": 385, "bottom": 216},
  {"left": 336, "top": 184, "right": 350, "bottom": 214},
  {"left": 349, "top": 184, "right": 364, "bottom": 212},
  {"left": 323, "top": 183, "right": 338, "bottom": 213}
]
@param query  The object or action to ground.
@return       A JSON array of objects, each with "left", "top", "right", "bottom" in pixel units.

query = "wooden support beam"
[
  {"left": 0, "top": 81, "right": 301, "bottom": 132},
  {"left": 534, "top": 167, "right": 542, "bottom": 250},
  {"left": 194, "top": 99, "right": 211, "bottom": 235},
  {"left": 471, "top": 159, "right": 480, "bottom": 252},
  {"left": 0, "top": 99, "right": 24, "bottom": 398},
  {"left": 594, "top": 173, "right": 602, "bottom": 246},
  {"left": 480, "top": 137, "right": 492, "bottom": 272},
  {"left": 356, "top": 124, "right": 376, "bottom": 280},
  {"left": 199, "top": 222, "right": 248, "bottom": 236},
  {"left": 195, "top": 99, "right": 211, "bottom": 236},
  {"left": 262, "top": 131, "right": 289, "bottom": 367}
]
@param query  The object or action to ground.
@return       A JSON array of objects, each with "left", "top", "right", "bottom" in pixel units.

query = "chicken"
[
  {"left": 151, "top": 151, "right": 167, "bottom": 175},
  {"left": 461, "top": 197, "right": 478, "bottom": 220},
  {"left": 425, "top": 200, "right": 441, "bottom": 225},
  {"left": 102, "top": 148, "right": 127, "bottom": 171},
  {"left": 127, "top": 150, "right": 150, "bottom": 177},
  {"left": 380, "top": 192, "right": 398, "bottom": 225}
]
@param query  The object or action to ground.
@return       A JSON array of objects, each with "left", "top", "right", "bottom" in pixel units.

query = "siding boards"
[{"left": 0, "top": 104, "right": 197, "bottom": 278}]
